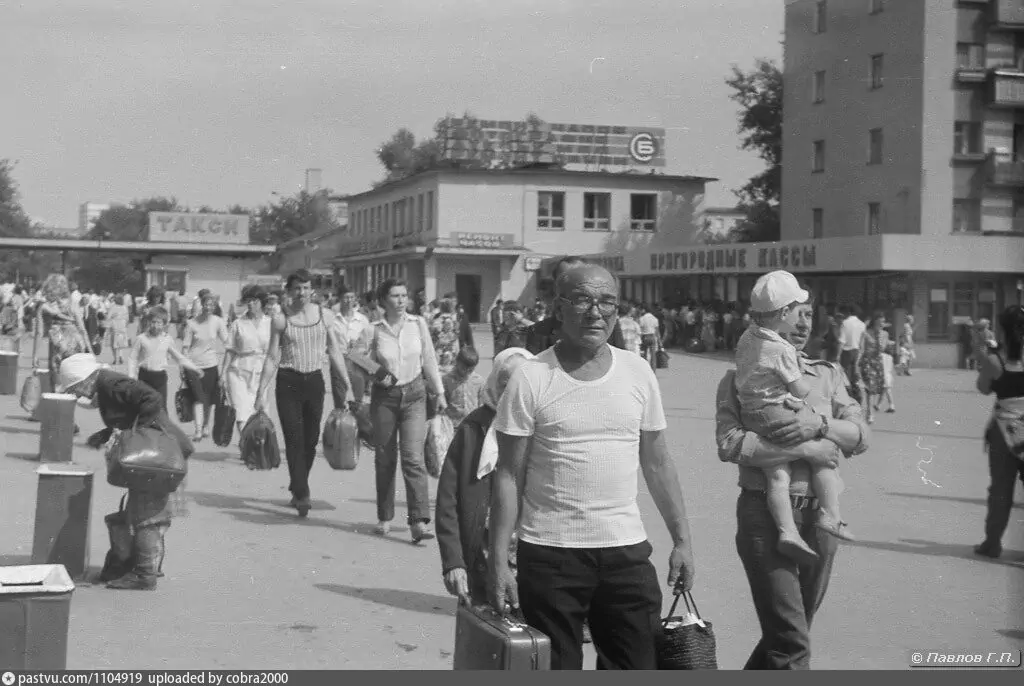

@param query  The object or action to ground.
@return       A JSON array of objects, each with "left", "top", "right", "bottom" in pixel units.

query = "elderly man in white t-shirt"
[{"left": 488, "top": 264, "right": 696, "bottom": 670}]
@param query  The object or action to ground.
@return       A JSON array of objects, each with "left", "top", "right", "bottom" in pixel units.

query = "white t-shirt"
[
  {"left": 639, "top": 312, "right": 660, "bottom": 336},
  {"left": 494, "top": 346, "right": 668, "bottom": 548},
  {"left": 839, "top": 316, "right": 866, "bottom": 351}
]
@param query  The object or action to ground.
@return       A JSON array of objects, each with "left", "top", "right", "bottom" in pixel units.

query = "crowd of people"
[{"left": 3, "top": 262, "right": 1022, "bottom": 670}]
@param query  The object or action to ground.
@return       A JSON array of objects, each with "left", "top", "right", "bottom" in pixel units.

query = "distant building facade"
[{"left": 78, "top": 202, "right": 110, "bottom": 235}]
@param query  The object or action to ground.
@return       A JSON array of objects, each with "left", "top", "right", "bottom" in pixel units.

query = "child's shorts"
[{"left": 741, "top": 397, "right": 820, "bottom": 440}]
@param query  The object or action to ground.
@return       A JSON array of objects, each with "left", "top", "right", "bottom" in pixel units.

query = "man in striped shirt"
[{"left": 488, "top": 264, "right": 696, "bottom": 670}]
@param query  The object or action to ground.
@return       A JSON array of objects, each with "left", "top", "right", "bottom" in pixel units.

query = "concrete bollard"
[
  {"left": 30, "top": 368, "right": 53, "bottom": 422},
  {"left": 37, "top": 393, "right": 77, "bottom": 463},
  {"left": 31, "top": 465, "right": 93, "bottom": 581},
  {"left": 0, "top": 351, "right": 18, "bottom": 395}
]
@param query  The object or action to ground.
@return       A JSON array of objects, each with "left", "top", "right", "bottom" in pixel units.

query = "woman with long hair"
[
  {"left": 182, "top": 292, "right": 229, "bottom": 441},
  {"left": 858, "top": 311, "right": 888, "bottom": 424},
  {"left": 364, "top": 278, "right": 447, "bottom": 542},
  {"left": 33, "top": 273, "right": 92, "bottom": 398},
  {"left": 972, "top": 306, "right": 1024, "bottom": 559},
  {"left": 222, "top": 285, "right": 271, "bottom": 434}
]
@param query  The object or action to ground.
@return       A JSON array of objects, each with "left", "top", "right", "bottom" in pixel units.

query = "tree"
[
  {"left": 726, "top": 59, "right": 782, "bottom": 243},
  {"left": 0, "top": 159, "right": 63, "bottom": 282},
  {"left": 252, "top": 189, "right": 338, "bottom": 246}
]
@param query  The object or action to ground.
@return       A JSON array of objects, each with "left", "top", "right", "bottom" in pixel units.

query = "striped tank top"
[{"left": 279, "top": 307, "right": 327, "bottom": 374}]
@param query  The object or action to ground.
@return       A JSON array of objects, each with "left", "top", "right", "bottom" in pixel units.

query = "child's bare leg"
[
  {"left": 765, "top": 464, "right": 819, "bottom": 564},
  {"left": 811, "top": 466, "right": 855, "bottom": 541}
]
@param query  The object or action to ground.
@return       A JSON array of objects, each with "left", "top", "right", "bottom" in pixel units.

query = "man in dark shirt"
[{"left": 525, "top": 256, "right": 626, "bottom": 355}]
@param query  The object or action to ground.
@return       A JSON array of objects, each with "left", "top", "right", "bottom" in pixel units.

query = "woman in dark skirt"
[{"left": 182, "top": 293, "right": 229, "bottom": 441}]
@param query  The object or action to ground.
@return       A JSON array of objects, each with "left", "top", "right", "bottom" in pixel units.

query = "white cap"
[
  {"left": 749, "top": 270, "right": 809, "bottom": 313},
  {"left": 57, "top": 353, "right": 101, "bottom": 392}
]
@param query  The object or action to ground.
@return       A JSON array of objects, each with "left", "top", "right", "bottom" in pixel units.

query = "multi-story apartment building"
[
  {"left": 331, "top": 168, "right": 712, "bottom": 321},
  {"left": 78, "top": 201, "right": 110, "bottom": 235},
  {"left": 781, "top": 0, "right": 1024, "bottom": 367}
]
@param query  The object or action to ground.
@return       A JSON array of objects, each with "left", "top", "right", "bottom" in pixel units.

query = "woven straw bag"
[{"left": 656, "top": 591, "right": 718, "bottom": 670}]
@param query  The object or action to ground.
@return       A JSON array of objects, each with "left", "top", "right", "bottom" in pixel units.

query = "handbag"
[
  {"left": 212, "top": 387, "right": 236, "bottom": 447},
  {"left": 20, "top": 373, "right": 42, "bottom": 414},
  {"left": 992, "top": 397, "right": 1024, "bottom": 461},
  {"left": 656, "top": 349, "right": 670, "bottom": 369},
  {"left": 656, "top": 592, "right": 718, "bottom": 670},
  {"left": 106, "top": 423, "right": 188, "bottom": 493},
  {"left": 239, "top": 409, "right": 282, "bottom": 471},
  {"left": 175, "top": 376, "right": 195, "bottom": 424}
]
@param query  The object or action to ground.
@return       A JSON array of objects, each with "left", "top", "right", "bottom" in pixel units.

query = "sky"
[{"left": 1, "top": 0, "right": 782, "bottom": 229}]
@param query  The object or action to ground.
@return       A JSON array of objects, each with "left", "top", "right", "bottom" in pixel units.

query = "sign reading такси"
[{"left": 148, "top": 212, "right": 251, "bottom": 244}]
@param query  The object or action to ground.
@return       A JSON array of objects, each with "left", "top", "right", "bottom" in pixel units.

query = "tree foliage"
[
  {"left": 0, "top": 159, "right": 63, "bottom": 283},
  {"left": 253, "top": 190, "right": 338, "bottom": 246},
  {"left": 726, "top": 59, "right": 782, "bottom": 243}
]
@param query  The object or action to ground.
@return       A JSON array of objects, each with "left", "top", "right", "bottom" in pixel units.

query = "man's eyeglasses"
[{"left": 558, "top": 295, "right": 619, "bottom": 316}]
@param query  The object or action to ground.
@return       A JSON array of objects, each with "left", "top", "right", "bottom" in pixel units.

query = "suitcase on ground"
[
  {"left": 453, "top": 604, "right": 551, "bottom": 670},
  {"left": 322, "top": 408, "right": 359, "bottom": 470}
]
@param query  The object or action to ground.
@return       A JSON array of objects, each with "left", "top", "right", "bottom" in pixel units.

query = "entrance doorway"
[{"left": 455, "top": 274, "right": 482, "bottom": 323}]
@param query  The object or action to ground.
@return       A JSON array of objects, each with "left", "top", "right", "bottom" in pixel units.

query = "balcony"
[
  {"left": 989, "top": 69, "right": 1024, "bottom": 107},
  {"left": 956, "top": 45, "right": 987, "bottom": 82},
  {"left": 986, "top": 151, "right": 1024, "bottom": 186},
  {"left": 994, "top": 0, "right": 1024, "bottom": 28}
]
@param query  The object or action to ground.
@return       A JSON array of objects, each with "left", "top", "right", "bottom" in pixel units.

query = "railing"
[
  {"left": 990, "top": 69, "right": 1024, "bottom": 106},
  {"left": 987, "top": 151, "right": 1024, "bottom": 185}
]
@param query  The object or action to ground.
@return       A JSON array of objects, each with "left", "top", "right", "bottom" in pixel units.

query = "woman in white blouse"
[
  {"left": 222, "top": 285, "right": 272, "bottom": 433},
  {"left": 361, "top": 279, "right": 447, "bottom": 543}
]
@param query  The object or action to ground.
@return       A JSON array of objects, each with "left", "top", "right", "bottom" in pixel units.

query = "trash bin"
[
  {"left": 0, "top": 351, "right": 17, "bottom": 395},
  {"left": 0, "top": 564, "right": 74, "bottom": 670},
  {"left": 38, "top": 393, "right": 77, "bottom": 463},
  {"left": 31, "top": 465, "right": 93, "bottom": 581}
]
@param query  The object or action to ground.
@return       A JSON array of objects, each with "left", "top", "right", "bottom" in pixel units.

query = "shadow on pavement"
[
  {"left": 886, "top": 491, "right": 1022, "bottom": 510},
  {"left": 189, "top": 490, "right": 337, "bottom": 513},
  {"left": 347, "top": 497, "right": 408, "bottom": 509},
  {"left": 5, "top": 414, "right": 37, "bottom": 423},
  {"left": 314, "top": 583, "right": 456, "bottom": 616},
  {"left": 190, "top": 451, "right": 234, "bottom": 463},
  {"left": 997, "top": 629, "right": 1024, "bottom": 642},
  {"left": 0, "top": 425, "right": 41, "bottom": 436},
  {"left": 848, "top": 538, "right": 1024, "bottom": 568},
  {"left": 0, "top": 554, "right": 33, "bottom": 565}
]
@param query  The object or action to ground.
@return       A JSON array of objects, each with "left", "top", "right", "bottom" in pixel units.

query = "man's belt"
[{"left": 744, "top": 489, "right": 820, "bottom": 511}]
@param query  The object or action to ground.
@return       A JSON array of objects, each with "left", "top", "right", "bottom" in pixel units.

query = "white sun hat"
[
  {"left": 57, "top": 353, "right": 101, "bottom": 392},
  {"left": 749, "top": 270, "right": 810, "bottom": 313}
]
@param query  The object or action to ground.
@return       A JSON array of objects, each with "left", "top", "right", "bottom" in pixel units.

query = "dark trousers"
[
  {"left": 331, "top": 359, "right": 366, "bottom": 409},
  {"left": 137, "top": 368, "right": 168, "bottom": 410},
  {"left": 275, "top": 368, "right": 325, "bottom": 500},
  {"left": 371, "top": 378, "right": 429, "bottom": 524},
  {"left": 735, "top": 490, "right": 838, "bottom": 670},
  {"left": 516, "top": 540, "right": 662, "bottom": 670},
  {"left": 984, "top": 426, "right": 1024, "bottom": 547},
  {"left": 839, "top": 349, "right": 859, "bottom": 383}
]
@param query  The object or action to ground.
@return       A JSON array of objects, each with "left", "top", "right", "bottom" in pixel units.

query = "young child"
[
  {"left": 443, "top": 346, "right": 486, "bottom": 425},
  {"left": 128, "top": 307, "right": 200, "bottom": 409},
  {"left": 435, "top": 347, "right": 534, "bottom": 605},
  {"left": 734, "top": 270, "right": 853, "bottom": 565},
  {"left": 58, "top": 353, "right": 194, "bottom": 590}
]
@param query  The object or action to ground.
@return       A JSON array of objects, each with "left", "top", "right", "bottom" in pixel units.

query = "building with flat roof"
[
  {"left": 330, "top": 167, "right": 713, "bottom": 321},
  {"left": 776, "top": 0, "right": 1024, "bottom": 366},
  {"left": 78, "top": 201, "right": 110, "bottom": 235}
]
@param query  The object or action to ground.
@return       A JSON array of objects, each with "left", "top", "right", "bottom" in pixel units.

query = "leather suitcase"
[
  {"left": 453, "top": 604, "right": 551, "bottom": 670},
  {"left": 322, "top": 408, "right": 359, "bottom": 470}
]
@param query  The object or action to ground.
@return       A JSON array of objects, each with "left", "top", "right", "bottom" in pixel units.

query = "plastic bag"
[
  {"left": 20, "top": 373, "right": 41, "bottom": 414},
  {"left": 424, "top": 415, "right": 454, "bottom": 478},
  {"left": 322, "top": 408, "right": 359, "bottom": 470},
  {"left": 239, "top": 409, "right": 281, "bottom": 471}
]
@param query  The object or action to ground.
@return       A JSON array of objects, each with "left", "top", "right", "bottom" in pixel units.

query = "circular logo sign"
[{"left": 629, "top": 133, "right": 658, "bottom": 163}]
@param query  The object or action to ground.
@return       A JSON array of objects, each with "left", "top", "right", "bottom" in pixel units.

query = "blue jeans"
[
  {"left": 735, "top": 490, "right": 838, "bottom": 669},
  {"left": 371, "top": 378, "right": 429, "bottom": 524}
]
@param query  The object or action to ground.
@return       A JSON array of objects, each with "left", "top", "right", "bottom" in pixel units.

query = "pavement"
[{"left": 1, "top": 328, "right": 1023, "bottom": 670}]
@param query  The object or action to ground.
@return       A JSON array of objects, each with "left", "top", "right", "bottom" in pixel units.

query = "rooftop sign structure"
[
  {"left": 148, "top": 212, "right": 251, "bottom": 244},
  {"left": 437, "top": 117, "right": 667, "bottom": 169}
]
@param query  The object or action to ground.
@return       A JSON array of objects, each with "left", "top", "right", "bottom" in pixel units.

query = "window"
[
  {"left": 952, "top": 198, "right": 981, "bottom": 233},
  {"left": 953, "top": 121, "right": 982, "bottom": 155},
  {"left": 407, "top": 197, "right": 414, "bottom": 234},
  {"left": 537, "top": 191, "right": 565, "bottom": 230},
  {"left": 583, "top": 192, "right": 611, "bottom": 230},
  {"left": 868, "top": 128, "right": 883, "bottom": 164},
  {"left": 630, "top": 194, "right": 658, "bottom": 231},
  {"left": 868, "top": 0, "right": 883, "bottom": 14},
  {"left": 426, "top": 191, "right": 434, "bottom": 232},
  {"left": 928, "top": 284, "right": 949, "bottom": 338},
  {"left": 953, "top": 281, "right": 976, "bottom": 323},
  {"left": 978, "top": 280, "right": 997, "bottom": 322},
  {"left": 813, "top": 70, "right": 826, "bottom": 103},
  {"left": 870, "top": 53, "right": 884, "bottom": 89},
  {"left": 812, "top": 139, "right": 825, "bottom": 172},
  {"left": 812, "top": 208, "right": 824, "bottom": 238},
  {"left": 813, "top": 0, "right": 827, "bottom": 33},
  {"left": 867, "top": 202, "right": 882, "bottom": 234},
  {"left": 383, "top": 204, "right": 390, "bottom": 234},
  {"left": 417, "top": 194, "right": 424, "bottom": 232},
  {"left": 956, "top": 42, "right": 985, "bottom": 70}
]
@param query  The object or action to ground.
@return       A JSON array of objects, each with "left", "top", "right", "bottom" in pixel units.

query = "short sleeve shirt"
[
  {"left": 734, "top": 326, "right": 803, "bottom": 412},
  {"left": 494, "top": 347, "right": 667, "bottom": 548}
]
